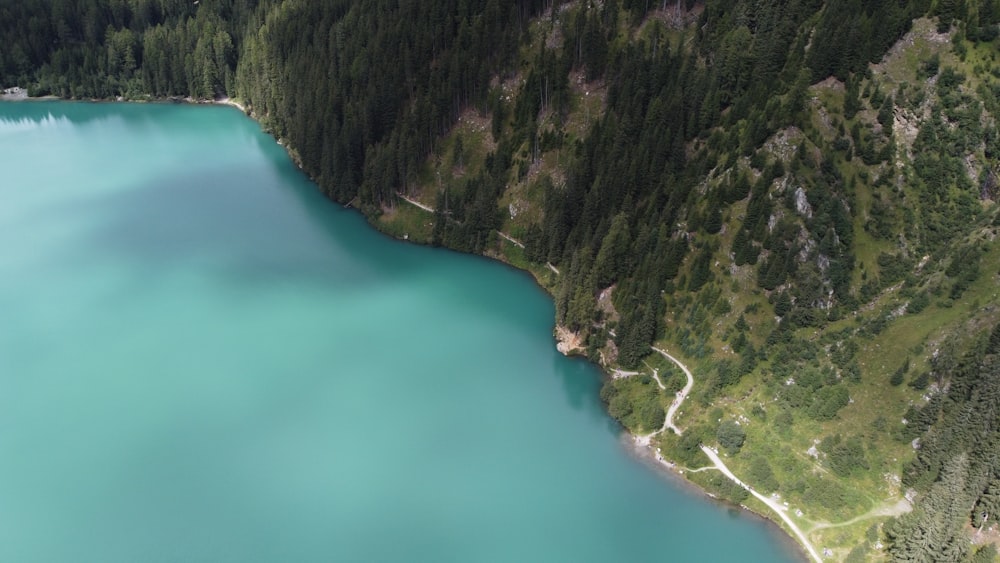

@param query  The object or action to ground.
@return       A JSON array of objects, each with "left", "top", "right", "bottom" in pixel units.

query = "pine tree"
[
  {"left": 704, "top": 204, "right": 723, "bottom": 235},
  {"left": 844, "top": 74, "right": 861, "bottom": 119},
  {"left": 878, "top": 94, "right": 895, "bottom": 129}
]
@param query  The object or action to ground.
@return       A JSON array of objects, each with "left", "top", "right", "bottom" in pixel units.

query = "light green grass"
[{"left": 375, "top": 203, "right": 434, "bottom": 243}]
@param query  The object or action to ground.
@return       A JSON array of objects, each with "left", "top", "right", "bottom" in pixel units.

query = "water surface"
[{"left": 0, "top": 101, "right": 800, "bottom": 562}]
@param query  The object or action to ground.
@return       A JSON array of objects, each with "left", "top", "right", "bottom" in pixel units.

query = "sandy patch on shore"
[{"left": 555, "top": 325, "right": 583, "bottom": 355}]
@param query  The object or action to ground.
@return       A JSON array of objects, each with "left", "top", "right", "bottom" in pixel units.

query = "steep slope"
[
  {"left": 394, "top": 7, "right": 1000, "bottom": 560},
  {"left": 6, "top": 0, "right": 1000, "bottom": 560}
]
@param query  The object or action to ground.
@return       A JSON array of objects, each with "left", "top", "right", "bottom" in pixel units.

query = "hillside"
[{"left": 5, "top": 0, "right": 1000, "bottom": 560}]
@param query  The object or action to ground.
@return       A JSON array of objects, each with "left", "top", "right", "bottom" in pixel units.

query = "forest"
[{"left": 5, "top": 0, "right": 1000, "bottom": 559}]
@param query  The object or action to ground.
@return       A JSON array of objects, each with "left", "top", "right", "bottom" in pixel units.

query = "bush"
[
  {"left": 602, "top": 376, "right": 666, "bottom": 433},
  {"left": 773, "top": 409, "right": 794, "bottom": 435},
  {"left": 637, "top": 401, "right": 665, "bottom": 433},
  {"left": 845, "top": 544, "right": 869, "bottom": 563},
  {"left": 889, "top": 358, "right": 909, "bottom": 387},
  {"left": 803, "top": 476, "right": 849, "bottom": 511},
  {"left": 748, "top": 456, "right": 780, "bottom": 492},
  {"left": 709, "top": 473, "right": 750, "bottom": 504},
  {"left": 908, "top": 291, "right": 930, "bottom": 314},
  {"left": 807, "top": 385, "right": 850, "bottom": 421},
  {"left": 820, "top": 434, "right": 869, "bottom": 477},
  {"left": 908, "top": 371, "right": 930, "bottom": 390},
  {"left": 717, "top": 420, "right": 747, "bottom": 454}
]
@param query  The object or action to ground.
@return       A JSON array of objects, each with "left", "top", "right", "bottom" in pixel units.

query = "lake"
[{"left": 0, "top": 101, "right": 800, "bottom": 562}]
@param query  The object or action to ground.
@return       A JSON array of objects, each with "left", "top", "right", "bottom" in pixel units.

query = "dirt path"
[
  {"left": 805, "top": 499, "right": 911, "bottom": 533},
  {"left": 640, "top": 346, "right": 823, "bottom": 563},
  {"left": 700, "top": 445, "right": 823, "bottom": 563},
  {"left": 389, "top": 194, "right": 545, "bottom": 268},
  {"left": 650, "top": 371, "right": 666, "bottom": 389},
  {"left": 651, "top": 347, "right": 694, "bottom": 436},
  {"left": 496, "top": 231, "right": 524, "bottom": 248},
  {"left": 396, "top": 192, "right": 435, "bottom": 213}
]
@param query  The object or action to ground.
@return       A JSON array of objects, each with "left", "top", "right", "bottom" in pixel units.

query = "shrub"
[{"left": 717, "top": 420, "right": 747, "bottom": 454}]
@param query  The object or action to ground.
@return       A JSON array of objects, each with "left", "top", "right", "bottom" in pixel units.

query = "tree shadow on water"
[
  {"left": 553, "top": 352, "right": 620, "bottom": 435},
  {"left": 46, "top": 158, "right": 419, "bottom": 291}
]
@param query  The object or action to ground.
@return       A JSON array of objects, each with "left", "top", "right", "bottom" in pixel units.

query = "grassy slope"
[
  {"left": 690, "top": 19, "right": 1000, "bottom": 559},
  {"left": 374, "top": 11, "right": 1000, "bottom": 559}
]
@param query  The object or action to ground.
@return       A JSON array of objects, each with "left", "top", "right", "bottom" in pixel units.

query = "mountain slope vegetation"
[{"left": 5, "top": 0, "right": 1000, "bottom": 559}]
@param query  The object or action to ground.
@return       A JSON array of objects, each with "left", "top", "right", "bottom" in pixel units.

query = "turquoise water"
[{"left": 0, "top": 101, "right": 800, "bottom": 562}]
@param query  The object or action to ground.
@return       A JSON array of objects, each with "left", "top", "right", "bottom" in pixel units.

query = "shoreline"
[
  {"left": 0, "top": 88, "right": 247, "bottom": 113},
  {"left": 623, "top": 433, "right": 811, "bottom": 563},
  {"left": 621, "top": 346, "right": 821, "bottom": 563},
  {"left": 547, "top": 326, "right": 818, "bottom": 561},
  {"left": 6, "top": 90, "right": 822, "bottom": 560},
  {"left": 623, "top": 401, "right": 820, "bottom": 563}
]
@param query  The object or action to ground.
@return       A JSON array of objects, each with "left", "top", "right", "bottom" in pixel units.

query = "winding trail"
[
  {"left": 496, "top": 231, "right": 525, "bottom": 248},
  {"left": 396, "top": 192, "right": 435, "bottom": 213},
  {"left": 700, "top": 446, "right": 823, "bottom": 563},
  {"left": 651, "top": 347, "right": 694, "bottom": 436},
  {"left": 805, "top": 499, "right": 911, "bottom": 533},
  {"left": 639, "top": 346, "right": 823, "bottom": 563},
  {"left": 389, "top": 194, "right": 558, "bottom": 277}
]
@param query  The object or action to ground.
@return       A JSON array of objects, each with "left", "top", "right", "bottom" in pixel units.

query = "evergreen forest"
[{"left": 6, "top": 0, "right": 1000, "bottom": 559}]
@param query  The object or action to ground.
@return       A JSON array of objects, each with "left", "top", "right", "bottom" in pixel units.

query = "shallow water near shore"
[{"left": 0, "top": 101, "right": 800, "bottom": 562}]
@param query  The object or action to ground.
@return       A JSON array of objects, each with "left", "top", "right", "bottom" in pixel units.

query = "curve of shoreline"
[
  {"left": 700, "top": 445, "right": 823, "bottom": 563},
  {"left": 0, "top": 88, "right": 248, "bottom": 111},
  {"left": 637, "top": 346, "right": 823, "bottom": 563},
  {"left": 5, "top": 89, "right": 824, "bottom": 561}
]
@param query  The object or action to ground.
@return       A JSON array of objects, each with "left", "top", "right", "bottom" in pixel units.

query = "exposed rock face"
[
  {"left": 794, "top": 186, "right": 812, "bottom": 219},
  {"left": 555, "top": 325, "right": 583, "bottom": 355}
]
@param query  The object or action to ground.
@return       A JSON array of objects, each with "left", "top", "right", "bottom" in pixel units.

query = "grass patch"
[{"left": 376, "top": 203, "right": 434, "bottom": 243}]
